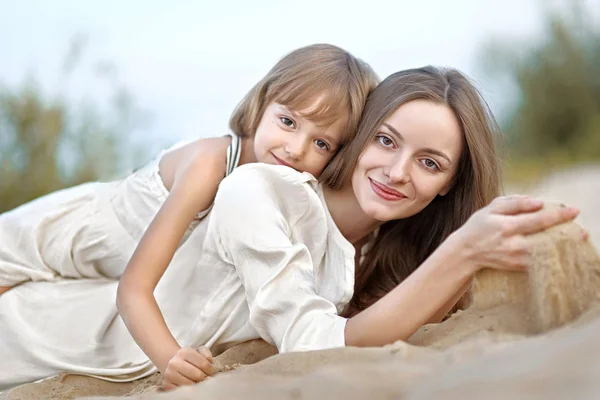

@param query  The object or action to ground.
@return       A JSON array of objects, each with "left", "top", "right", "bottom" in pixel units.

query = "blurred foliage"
[
  {"left": 0, "top": 36, "right": 150, "bottom": 213},
  {"left": 479, "top": 1, "right": 600, "bottom": 185}
]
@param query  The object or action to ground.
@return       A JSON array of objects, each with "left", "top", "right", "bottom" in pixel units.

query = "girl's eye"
[
  {"left": 422, "top": 158, "right": 440, "bottom": 171},
  {"left": 376, "top": 135, "right": 394, "bottom": 147},
  {"left": 314, "top": 139, "right": 330, "bottom": 151},
  {"left": 280, "top": 117, "right": 295, "bottom": 129}
]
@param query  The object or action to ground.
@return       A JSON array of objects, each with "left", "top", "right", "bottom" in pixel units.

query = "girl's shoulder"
[
  {"left": 158, "top": 136, "right": 233, "bottom": 192},
  {"left": 225, "top": 163, "right": 319, "bottom": 196},
  {"left": 217, "top": 163, "right": 322, "bottom": 223}
]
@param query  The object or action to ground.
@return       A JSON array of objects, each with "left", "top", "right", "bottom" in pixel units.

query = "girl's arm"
[
  {"left": 344, "top": 197, "right": 580, "bottom": 346},
  {"left": 117, "top": 139, "right": 228, "bottom": 374}
]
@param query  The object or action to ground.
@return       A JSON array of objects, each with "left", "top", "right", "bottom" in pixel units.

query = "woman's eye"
[
  {"left": 280, "top": 117, "right": 295, "bottom": 128},
  {"left": 377, "top": 135, "right": 394, "bottom": 147},
  {"left": 422, "top": 159, "right": 440, "bottom": 170},
  {"left": 314, "top": 139, "right": 329, "bottom": 151}
]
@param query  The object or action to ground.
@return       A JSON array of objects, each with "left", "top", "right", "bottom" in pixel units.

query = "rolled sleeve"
[{"left": 212, "top": 164, "right": 347, "bottom": 352}]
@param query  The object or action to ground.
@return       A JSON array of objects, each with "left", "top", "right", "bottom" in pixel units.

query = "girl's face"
[
  {"left": 253, "top": 102, "right": 345, "bottom": 178},
  {"left": 351, "top": 99, "right": 464, "bottom": 222}
]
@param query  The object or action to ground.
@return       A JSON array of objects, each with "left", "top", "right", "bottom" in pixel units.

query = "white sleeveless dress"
[{"left": 0, "top": 134, "right": 242, "bottom": 286}]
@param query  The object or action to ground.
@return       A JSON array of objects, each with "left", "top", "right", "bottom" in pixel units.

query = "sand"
[
  {"left": 0, "top": 339, "right": 279, "bottom": 400},
  {"left": 3, "top": 165, "right": 600, "bottom": 399}
]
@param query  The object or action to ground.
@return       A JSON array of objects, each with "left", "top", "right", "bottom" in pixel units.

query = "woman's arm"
[
  {"left": 346, "top": 235, "right": 475, "bottom": 346},
  {"left": 117, "top": 141, "right": 227, "bottom": 374},
  {"left": 345, "top": 196, "right": 580, "bottom": 346},
  {"left": 425, "top": 275, "right": 472, "bottom": 324}
]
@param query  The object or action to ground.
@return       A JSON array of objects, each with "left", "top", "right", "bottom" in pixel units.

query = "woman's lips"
[{"left": 369, "top": 178, "right": 406, "bottom": 201}]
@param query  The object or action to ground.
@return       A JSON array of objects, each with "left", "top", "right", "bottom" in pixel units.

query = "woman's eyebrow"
[{"left": 382, "top": 122, "right": 453, "bottom": 164}]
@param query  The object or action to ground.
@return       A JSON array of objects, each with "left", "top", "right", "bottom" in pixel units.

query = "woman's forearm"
[
  {"left": 117, "top": 289, "right": 180, "bottom": 373},
  {"left": 425, "top": 277, "right": 472, "bottom": 324},
  {"left": 345, "top": 234, "right": 476, "bottom": 347}
]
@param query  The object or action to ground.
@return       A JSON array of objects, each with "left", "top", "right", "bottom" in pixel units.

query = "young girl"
[
  {"left": 0, "top": 43, "right": 379, "bottom": 295},
  {"left": 0, "top": 66, "right": 579, "bottom": 391}
]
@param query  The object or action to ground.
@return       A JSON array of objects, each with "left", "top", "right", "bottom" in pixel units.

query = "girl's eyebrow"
[
  {"left": 320, "top": 133, "right": 340, "bottom": 147},
  {"left": 278, "top": 104, "right": 301, "bottom": 117},
  {"left": 382, "top": 122, "right": 453, "bottom": 164},
  {"left": 279, "top": 105, "right": 340, "bottom": 147}
]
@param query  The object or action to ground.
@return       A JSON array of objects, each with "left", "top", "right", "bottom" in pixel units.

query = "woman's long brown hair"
[{"left": 320, "top": 66, "right": 503, "bottom": 316}]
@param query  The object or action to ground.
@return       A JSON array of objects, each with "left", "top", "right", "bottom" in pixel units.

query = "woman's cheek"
[{"left": 360, "top": 145, "right": 386, "bottom": 168}]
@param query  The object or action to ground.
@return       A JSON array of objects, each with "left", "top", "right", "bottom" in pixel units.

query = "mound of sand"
[{"left": 1, "top": 339, "right": 278, "bottom": 400}]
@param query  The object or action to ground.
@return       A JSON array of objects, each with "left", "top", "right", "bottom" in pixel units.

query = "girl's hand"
[
  {"left": 452, "top": 195, "right": 580, "bottom": 273},
  {"left": 162, "top": 346, "right": 214, "bottom": 391}
]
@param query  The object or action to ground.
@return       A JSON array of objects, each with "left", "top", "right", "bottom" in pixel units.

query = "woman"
[{"left": 0, "top": 66, "right": 579, "bottom": 390}]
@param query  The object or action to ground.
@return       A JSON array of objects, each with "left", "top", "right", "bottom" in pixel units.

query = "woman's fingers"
[
  {"left": 461, "top": 195, "right": 582, "bottom": 275},
  {"left": 490, "top": 195, "right": 543, "bottom": 215},
  {"left": 507, "top": 206, "right": 579, "bottom": 236}
]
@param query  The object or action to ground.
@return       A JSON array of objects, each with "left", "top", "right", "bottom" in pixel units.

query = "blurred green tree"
[
  {"left": 0, "top": 36, "right": 150, "bottom": 213},
  {"left": 479, "top": 1, "right": 600, "bottom": 182}
]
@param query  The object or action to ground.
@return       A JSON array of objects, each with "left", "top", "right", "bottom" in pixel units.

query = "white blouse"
[{"left": 179, "top": 163, "right": 356, "bottom": 353}]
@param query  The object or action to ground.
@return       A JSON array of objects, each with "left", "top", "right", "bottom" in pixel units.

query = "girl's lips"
[
  {"left": 272, "top": 153, "right": 294, "bottom": 169},
  {"left": 369, "top": 178, "right": 406, "bottom": 201}
]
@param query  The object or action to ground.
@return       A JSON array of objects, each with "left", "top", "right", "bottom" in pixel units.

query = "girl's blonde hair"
[
  {"left": 322, "top": 66, "right": 503, "bottom": 316},
  {"left": 229, "top": 44, "right": 379, "bottom": 145}
]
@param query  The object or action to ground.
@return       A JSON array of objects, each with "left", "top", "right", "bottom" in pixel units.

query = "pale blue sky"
[{"left": 1, "top": 0, "right": 596, "bottom": 153}]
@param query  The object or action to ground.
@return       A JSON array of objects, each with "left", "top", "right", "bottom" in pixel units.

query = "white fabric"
[
  {"left": 0, "top": 134, "right": 241, "bottom": 286},
  {"left": 182, "top": 164, "right": 355, "bottom": 353},
  {"left": 0, "top": 163, "right": 355, "bottom": 389}
]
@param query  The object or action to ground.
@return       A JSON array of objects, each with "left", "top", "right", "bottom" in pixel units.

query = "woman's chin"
[{"left": 364, "top": 204, "right": 405, "bottom": 222}]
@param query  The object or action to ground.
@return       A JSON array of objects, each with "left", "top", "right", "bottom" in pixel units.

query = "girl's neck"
[
  {"left": 238, "top": 136, "right": 257, "bottom": 166},
  {"left": 322, "top": 183, "right": 382, "bottom": 245}
]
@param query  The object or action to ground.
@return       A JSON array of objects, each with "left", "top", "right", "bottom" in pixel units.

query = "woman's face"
[{"left": 351, "top": 99, "right": 464, "bottom": 222}]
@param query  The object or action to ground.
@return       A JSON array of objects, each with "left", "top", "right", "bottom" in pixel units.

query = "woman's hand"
[
  {"left": 451, "top": 195, "right": 581, "bottom": 273},
  {"left": 162, "top": 346, "right": 214, "bottom": 391}
]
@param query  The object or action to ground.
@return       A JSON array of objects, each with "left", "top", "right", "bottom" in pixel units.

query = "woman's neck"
[{"left": 322, "top": 183, "right": 382, "bottom": 245}]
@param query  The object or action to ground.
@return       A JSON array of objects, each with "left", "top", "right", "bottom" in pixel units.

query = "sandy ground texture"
[{"left": 2, "top": 165, "right": 599, "bottom": 400}]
